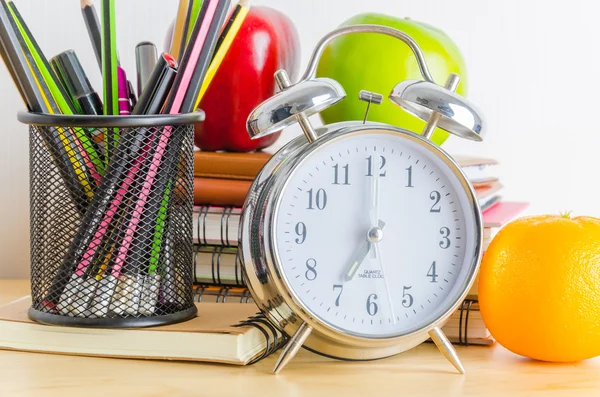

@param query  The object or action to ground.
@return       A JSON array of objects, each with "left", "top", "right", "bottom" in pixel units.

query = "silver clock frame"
[
  {"left": 241, "top": 24, "right": 486, "bottom": 374},
  {"left": 239, "top": 122, "right": 483, "bottom": 361}
]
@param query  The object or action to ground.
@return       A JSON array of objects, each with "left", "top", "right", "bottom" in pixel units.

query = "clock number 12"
[{"left": 366, "top": 155, "right": 387, "bottom": 177}]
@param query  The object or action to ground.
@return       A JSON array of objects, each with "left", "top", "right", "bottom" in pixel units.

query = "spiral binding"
[
  {"left": 194, "top": 205, "right": 237, "bottom": 247},
  {"left": 234, "top": 313, "right": 288, "bottom": 365},
  {"left": 191, "top": 284, "right": 284, "bottom": 364},
  {"left": 195, "top": 205, "right": 210, "bottom": 246},
  {"left": 192, "top": 284, "right": 252, "bottom": 304},
  {"left": 193, "top": 245, "right": 245, "bottom": 287},
  {"left": 457, "top": 299, "right": 475, "bottom": 346}
]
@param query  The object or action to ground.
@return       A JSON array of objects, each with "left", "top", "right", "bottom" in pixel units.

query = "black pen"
[
  {"left": 132, "top": 53, "right": 178, "bottom": 115},
  {"left": 51, "top": 50, "right": 103, "bottom": 115},
  {"left": 135, "top": 41, "right": 158, "bottom": 97}
]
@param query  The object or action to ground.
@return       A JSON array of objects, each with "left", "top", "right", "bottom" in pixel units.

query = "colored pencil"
[
  {"left": 51, "top": 59, "right": 179, "bottom": 308},
  {"left": 101, "top": 0, "right": 119, "bottom": 162},
  {"left": 80, "top": 0, "right": 102, "bottom": 71},
  {"left": 110, "top": 0, "right": 230, "bottom": 286},
  {"left": 170, "top": 0, "right": 190, "bottom": 61},
  {"left": 185, "top": 0, "right": 204, "bottom": 45},
  {"left": 6, "top": 0, "right": 104, "bottom": 184},
  {"left": 195, "top": 0, "right": 248, "bottom": 107},
  {"left": 0, "top": 1, "right": 93, "bottom": 219}
]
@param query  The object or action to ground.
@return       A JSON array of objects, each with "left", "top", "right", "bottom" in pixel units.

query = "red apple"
[{"left": 194, "top": 7, "right": 300, "bottom": 152}]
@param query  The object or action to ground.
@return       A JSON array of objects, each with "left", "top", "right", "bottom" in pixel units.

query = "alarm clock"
[{"left": 239, "top": 24, "right": 485, "bottom": 374}]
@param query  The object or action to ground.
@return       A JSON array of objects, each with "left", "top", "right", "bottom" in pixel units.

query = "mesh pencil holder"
[{"left": 18, "top": 111, "right": 204, "bottom": 328}]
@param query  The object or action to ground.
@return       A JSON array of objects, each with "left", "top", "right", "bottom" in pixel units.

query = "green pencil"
[
  {"left": 101, "top": 0, "right": 119, "bottom": 158},
  {"left": 7, "top": 0, "right": 105, "bottom": 180},
  {"left": 148, "top": 181, "right": 172, "bottom": 275},
  {"left": 184, "top": 0, "right": 204, "bottom": 46}
]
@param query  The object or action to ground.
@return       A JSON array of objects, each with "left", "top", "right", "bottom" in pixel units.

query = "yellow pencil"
[{"left": 194, "top": 0, "right": 249, "bottom": 108}]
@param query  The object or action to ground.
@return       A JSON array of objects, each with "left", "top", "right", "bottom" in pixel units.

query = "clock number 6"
[
  {"left": 305, "top": 258, "right": 317, "bottom": 281},
  {"left": 366, "top": 293, "right": 378, "bottom": 316},
  {"left": 307, "top": 188, "right": 327, "bottom": 210},
  {"left": 439, "top": 227, "right": 451, "bottom": 249}
]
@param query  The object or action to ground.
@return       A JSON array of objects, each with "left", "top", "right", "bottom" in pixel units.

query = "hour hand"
[
  {"left": 343, "top": 240, "right": 371, "bottom": 282},
  {"left": 344, "top": 220, "right": 386, "bottom": 282}
]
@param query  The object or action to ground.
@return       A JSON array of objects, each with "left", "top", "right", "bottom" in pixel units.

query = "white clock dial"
[{"left": 273, "top": 131, "right": 478, "bottom": 338}]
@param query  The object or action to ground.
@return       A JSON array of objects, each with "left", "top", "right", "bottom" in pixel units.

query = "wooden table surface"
[{"left": 1, "top": 280, "right": 599, "bottom": 397}]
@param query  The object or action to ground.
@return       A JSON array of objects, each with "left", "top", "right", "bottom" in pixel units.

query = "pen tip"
[
  {"left": 238, "top": 0, "right": 251, "bottom": 8},
  {"left": 80, "top": 0, "right": 94, "bottom": 9}
]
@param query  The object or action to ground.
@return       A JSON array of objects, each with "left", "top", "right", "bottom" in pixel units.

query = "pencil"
[
  {"left": 101, "top": 0, "right": 119, "bottom": 157},
  {"left": 185, "top": 0, "right": 204, "bottom": 45},
  {"left": 110, "top": 0, "right": 229, "bottom": 283},
  {"left": 0, "top": 3, "right": 44, "bottom": 112},
  {"left": 7, "top": 0, "right": 104, "bottom": 183},
  {"left": 170, "top": 0, "right": 190, "bottom": 61},
  {"left": 122, "top": 0, "right": 230, "bottom": 286},
  {"left": 194, "top": 0, "right": 248, "bottom": 107},
  {"left": 0, "top": 1, "right": 92, "bottom": 213},
  {"left": 80, "top": 0, "right": 102, "bottom": 71}
]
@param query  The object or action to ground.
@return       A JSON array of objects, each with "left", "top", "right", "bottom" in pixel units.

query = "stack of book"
[
  {"left": 443, "top": 156, "right": 528, "bottom": 345},
  {"left": 192, "top": 153, "right": 528, "bottom": 345},
  {"left": 192, "top": 151, "right": 268, "bottom": 293}
]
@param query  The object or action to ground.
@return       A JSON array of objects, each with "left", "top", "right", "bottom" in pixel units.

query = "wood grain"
[{"left": 1, "top": 280, "right": 599, "bottom": 397}]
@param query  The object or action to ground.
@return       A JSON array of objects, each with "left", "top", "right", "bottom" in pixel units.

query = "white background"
[{"left": 0, "top": 0, "right": 598, "bottom": 278}]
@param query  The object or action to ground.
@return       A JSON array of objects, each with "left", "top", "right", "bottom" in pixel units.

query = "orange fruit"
[{"left": 479, "top": 214, "right": 600, "bottom": 362}]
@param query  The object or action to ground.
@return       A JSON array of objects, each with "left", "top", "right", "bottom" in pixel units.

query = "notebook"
[
  {"left": 452, "top": 155, "right": 499, "bottom": 187},
  {"left": 194, "top": 151, "right": 272, "bottom": 181},
  {"left": 438, "top": 300, "right": 493, "bottom": 346},
  {"left": 0, "top": 296, "right": 285, "bottom": 365},
  {"left": 194, "top": 177, "right": 251, "bottom": 207}
]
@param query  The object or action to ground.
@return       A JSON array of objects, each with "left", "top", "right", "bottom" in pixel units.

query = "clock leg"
[
  {"left": 429, "top": 327, "right": 465, "bottom": 374},
  {"left": 273, "top": 322, "right": 313, "bottom": 374}
]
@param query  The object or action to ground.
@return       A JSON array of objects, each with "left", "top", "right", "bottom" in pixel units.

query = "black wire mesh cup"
[{"left": 18, "top": 111, "right": 203, "bottom": 328}]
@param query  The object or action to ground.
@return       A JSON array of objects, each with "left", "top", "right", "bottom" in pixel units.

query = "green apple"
[{"left": 317, "top": 13, "right": 468, "bottom": 146}]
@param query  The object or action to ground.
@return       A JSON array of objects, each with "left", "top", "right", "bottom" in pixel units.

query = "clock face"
[{"left": 272, "top": 130, "right": 480, "bottom": 338}]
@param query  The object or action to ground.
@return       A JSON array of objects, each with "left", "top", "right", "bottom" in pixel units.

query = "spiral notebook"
[{"left": 0, "top": 296, "right": 285, "bottom": 365}]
